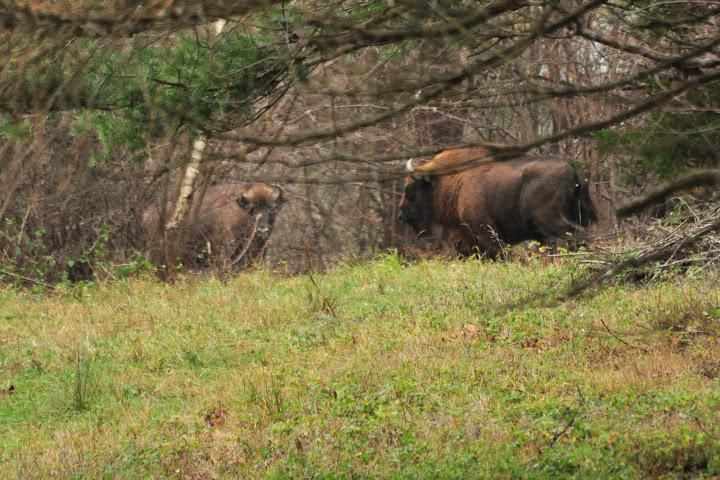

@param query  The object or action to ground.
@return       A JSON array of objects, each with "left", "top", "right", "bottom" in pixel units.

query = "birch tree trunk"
[{"left": 165, "top": 136, "right": 206, "bottom": 230}]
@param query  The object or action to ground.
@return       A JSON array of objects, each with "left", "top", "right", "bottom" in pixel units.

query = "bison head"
[
  {"left": 397, "top": 175, "right": 434, "bottom": 235},
  {"left": 235, "top": 183, "right": 285, "bottom": 234},
  {"left": 226, "top": 182, "right": 285, "bottom": 268}
]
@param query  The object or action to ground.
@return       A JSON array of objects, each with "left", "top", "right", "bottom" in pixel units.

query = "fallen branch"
[{"left": 568, "top": 206, "right": 720, "bottom": 297}]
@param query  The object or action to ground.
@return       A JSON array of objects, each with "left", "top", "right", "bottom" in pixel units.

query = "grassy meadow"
[{"left": 1, "top": 254, "right": 719, "bottom": 478}]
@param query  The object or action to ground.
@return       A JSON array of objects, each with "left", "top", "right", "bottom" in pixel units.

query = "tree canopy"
[{"left": 0, "top": 1, "right": 717, "bottom": 181}]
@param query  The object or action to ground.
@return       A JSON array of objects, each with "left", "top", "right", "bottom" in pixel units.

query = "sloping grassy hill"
[{"left": 1, "top": 255, "right": 719, "bottom": 478}]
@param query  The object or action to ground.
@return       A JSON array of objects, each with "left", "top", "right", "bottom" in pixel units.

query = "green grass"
[{"left": 1, "top": 254, "right": 719, "bottom": 478}]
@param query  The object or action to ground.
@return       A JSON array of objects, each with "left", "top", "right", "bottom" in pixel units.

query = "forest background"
[{"left": 0, "top": 0, "right": 719, "bottom": 283}]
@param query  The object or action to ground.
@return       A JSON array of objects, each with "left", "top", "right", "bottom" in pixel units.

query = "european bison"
[
  {"left": 142, "top": 182, "right": 284, "bottom": 270},
  {"left": 398, "top": 146, "right": 596, "bottom": 258}
]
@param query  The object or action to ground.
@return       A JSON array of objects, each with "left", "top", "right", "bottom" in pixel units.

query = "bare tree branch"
[
  {"left": 0, "top": 1, "right": 284, "bottom": 37},
  {"left": 617, "top": 169, "right": 720, "bottom": 217},
  {"left": 576, "top": 25, "right": 720, "bottom": 71},
  {"left": 307, "top": 0, "right": 529, "bottom": 47},
  {"left": 219, "top": 0, "right": 610, "bottom": 147}
]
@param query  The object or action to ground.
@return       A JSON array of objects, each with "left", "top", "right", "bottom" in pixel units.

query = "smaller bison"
[
  {"left": 142, "top": 182, "right": 284, "bottom": 270},
  {"left": 398, "top": 146, "right": 596, "bottom": 258}
]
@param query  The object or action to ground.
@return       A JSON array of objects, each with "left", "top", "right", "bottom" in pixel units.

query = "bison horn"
[
  {"left": 405, "top": 159, "right": 416, "bottom": 173},
  {"left": 407, "top": 158, "right": 428, "bottom": 179},
  {"left": 406, "top": 159, "right": 431, "bottom": 180},
  {"left": 270, "top": 185, "right": 285, "bottom": 204}
]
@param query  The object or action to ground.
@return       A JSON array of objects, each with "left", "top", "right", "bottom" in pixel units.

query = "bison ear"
[{"left": 236, "top": 194, "right": 252, "bottom": 211}]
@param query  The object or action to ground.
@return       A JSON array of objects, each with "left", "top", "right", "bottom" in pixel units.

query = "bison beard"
[{"left": 398, "top": 147, "right": 596, "bottom": 258}]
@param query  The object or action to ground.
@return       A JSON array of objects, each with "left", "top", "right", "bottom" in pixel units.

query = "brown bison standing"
[
  {"left": 398, "top": 147, "right": 596, "bottom": 258},
  {"left": 142, "top": 183, "right": 284, "bottom": 270}
]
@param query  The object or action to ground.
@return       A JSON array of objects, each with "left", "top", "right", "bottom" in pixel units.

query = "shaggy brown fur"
[
  {"left": 142, "top": 183, "right": 284, "bottom": 270},
  {"left": 399, "top": 148, "right": 596, "bottom": 258},
  {"left": 405, "top": 145, "right": 506, "bottom": 175}
]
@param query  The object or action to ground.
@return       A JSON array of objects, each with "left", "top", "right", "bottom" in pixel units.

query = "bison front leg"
[
  {"left": 533, "top": 209, "right": 577, "bottom": 255},
  {"left": 448, "top": 225, "right": 502, "bottom": 260}
]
